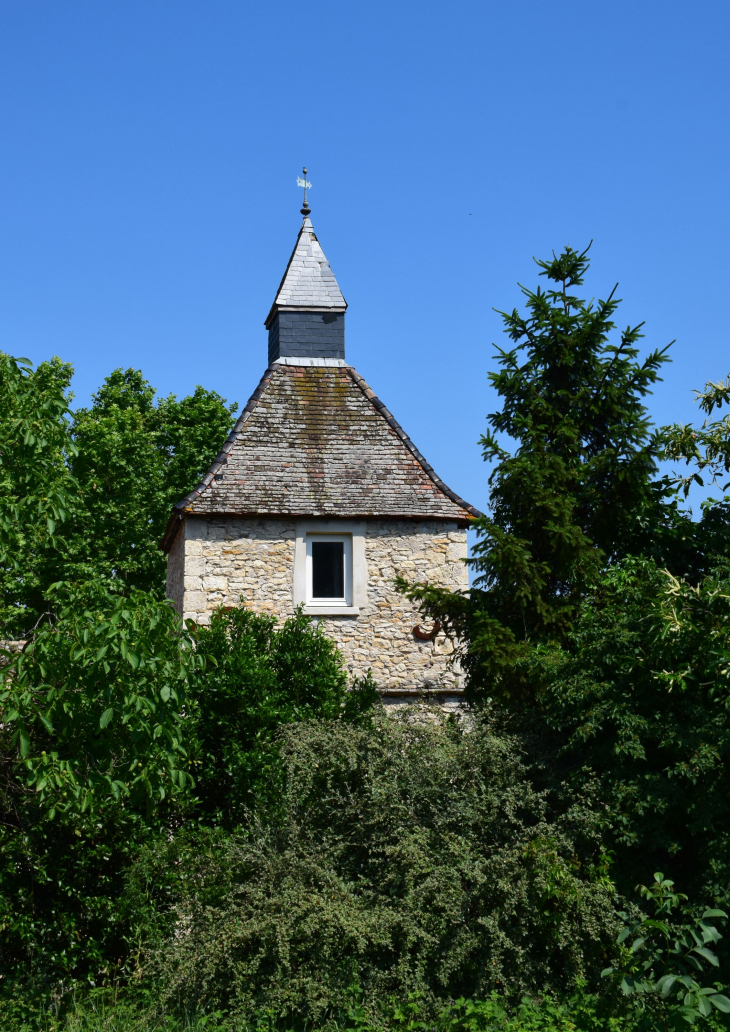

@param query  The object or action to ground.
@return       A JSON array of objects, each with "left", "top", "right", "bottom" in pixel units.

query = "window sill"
[{"left": 304, "top": 605, "right": 360, "bottom": 616}]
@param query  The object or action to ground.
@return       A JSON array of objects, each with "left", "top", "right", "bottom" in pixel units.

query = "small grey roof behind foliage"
[{"left": 161, "top": 364, "right": 480, "bottom": 549}]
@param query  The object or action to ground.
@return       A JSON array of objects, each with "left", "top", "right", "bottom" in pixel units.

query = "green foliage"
[
  {"left": 0, "top": 356, "right": 236, "bottom": 633},
  {"left": 399, "top": 247, "right": 730, "bottom": 709},
  {"left": 186, "top": 606, "right": 377, "bottom": 825},
  {"left": 0, "top": 985, "right": 645, "bottom": 1032},
  {"left": 135, "top": 712, "right": 617, "bottom": 1022},
  {"left": 663, "top": 374, "right": 730, "bottom": 498},
  {"left": 69, "top": 369, "right": 236, "bottom": 593},
  {"left": 0, "top": 803, "right": 154, "bottom": 1001},
  {"left": 603, "top": 873, "right": 730, "bottom": 1028},
  {"left": 0, "top": 587, "right": 201, "bottom": 990},
  {"left": 425, "top": 990, "right": 629, "bottom": 1032},
  {"left": 0, "top": 354, "right": 77, "bottom": 636},
  {"left": 478, "top": 245, "right": 668, "bottom": 623},
  {"left": 399, "top": 246, "right": 681, "bottom": 703},
  {"left": 398, "top": 247, "right": 730, "bottom": 916},
  {"left": 1, "top": 586, "right": 199, "bottom": 816},
  {"left": 0, "top": 595, "right": 371, "bottom": 996},
  {"left": 535, "top": 558, "right": 730, "bottom": 896},
  {"left": 0, "top": 356, "right": 242, "bottom": 996}
]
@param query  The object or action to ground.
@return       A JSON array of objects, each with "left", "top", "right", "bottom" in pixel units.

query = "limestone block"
[
  {"left": 185, "top": 556, "right": 206, "bottom": 576},
  {"left": 202, "top": 575, "right": 228, "bottom": 591}
]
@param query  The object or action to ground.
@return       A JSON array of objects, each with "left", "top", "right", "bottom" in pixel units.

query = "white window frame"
[
  {"left": 307, "top": 534, "right": 351, "bottom": 606},
  {"left": 293, "top": 520, "right": 367, "bottom": 616}
]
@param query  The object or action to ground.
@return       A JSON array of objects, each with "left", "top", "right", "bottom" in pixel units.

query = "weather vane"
[{"left": 296, "top": 167, "right": 311, "bottom": 216}]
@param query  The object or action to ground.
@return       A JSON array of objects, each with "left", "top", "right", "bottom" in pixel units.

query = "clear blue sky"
[{"left": 0, "top": 1, "right": 728, "bottom": 517}]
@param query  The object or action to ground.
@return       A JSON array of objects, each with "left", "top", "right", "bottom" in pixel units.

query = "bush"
[
  {"left": 0, "top": 598, "right": 376, "bottom": 1000},
  {"left": 186, "top": 605, "right": 377, "bottom": 825},
  {"left": 535, "top": 557, "right": 730, "bottom": 901},
  {"left": 0, "top": 985, "right": 644, "bottom": 1032},
  {"left": 133, "top": 710, "right": 619, "bottom": 1023},
  {"left": 0, "top": 586, "right": 199, "bottom": 992}
]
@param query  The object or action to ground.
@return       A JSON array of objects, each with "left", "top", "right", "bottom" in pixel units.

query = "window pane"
[{"left": 312, "top": 541, "right": 345, "bottom": 599}]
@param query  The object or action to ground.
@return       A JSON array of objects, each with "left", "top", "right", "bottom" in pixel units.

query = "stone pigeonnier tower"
[{"left": 162, "top": 186, "right": 480, "bottom": 703}]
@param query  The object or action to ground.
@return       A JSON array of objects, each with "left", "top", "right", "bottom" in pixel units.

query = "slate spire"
[{"left": 265, "top": 203, "right": 347, "bottom": 365}]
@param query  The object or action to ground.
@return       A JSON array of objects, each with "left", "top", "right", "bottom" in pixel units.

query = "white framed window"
[
  {"left": 293, "top": 520, "right": 367, "bottom": 616},
  {"left": 306, "top": 534, "right": 352, "bottom": 606}
]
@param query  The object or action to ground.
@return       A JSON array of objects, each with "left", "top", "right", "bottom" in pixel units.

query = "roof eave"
[
  {"left": 264, "top": 301, "right": 348, "bottom": 329},
  {"left": 160, "top": 506, "right": 478, "bottom": 553}
]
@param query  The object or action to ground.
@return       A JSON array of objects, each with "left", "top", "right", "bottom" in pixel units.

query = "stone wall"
[{"left": 169, "top": 516, "right": 468, "bottom": 693}]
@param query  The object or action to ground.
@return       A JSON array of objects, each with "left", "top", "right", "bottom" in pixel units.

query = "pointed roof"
[
  {"left": 161, "top": 364, "right": 480, "bottom": 549},
  {"left": 266, "top": 217, "right": 347, "bottom": 325}
]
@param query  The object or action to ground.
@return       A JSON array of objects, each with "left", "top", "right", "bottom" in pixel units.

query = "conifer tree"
[
  {"left": 401, "top": 245, "right": 678, "bottom": 700},
  {"left": 475, "top": 244, "right": 670, "bottom": 635}
]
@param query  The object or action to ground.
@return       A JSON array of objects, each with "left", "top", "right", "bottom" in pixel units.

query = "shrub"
[
  {"left": 186, "top": 605, "right": 377, "bottom": 825},
  {"left": 0, "top": 586, "right": 198, "bottom": 992},
  {"left": 0, "top": 984, "right": 643, "bottom": 1032},
  {"left": 137, "top": 710, "right": 619, "bottom": 1023},
  {"left": 0, "top": 599, "right": 375, "bottom": 999},
  {"left": 536, "top": 557, "right": 730, "bottom": 900}
]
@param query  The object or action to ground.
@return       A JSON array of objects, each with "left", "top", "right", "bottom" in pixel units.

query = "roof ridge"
[{"left": 345, "top": 366, "right": 482, "bottom": 520}]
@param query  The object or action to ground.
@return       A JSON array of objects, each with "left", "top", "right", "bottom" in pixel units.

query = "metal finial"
[{"left": 296, "top": 166, "right": 312, "bottom": 217}]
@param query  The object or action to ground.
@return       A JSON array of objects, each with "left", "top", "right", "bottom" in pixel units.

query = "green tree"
[
  {"left": 535, "top": 557, "right": 730, "bottom": 898},
  {"left": 1, "top": 585, "right": 199, "bottom": 817},
  {"left": 0, "top": 354, "right": 77, "bottom": 637},
  {"left": 0, "top": 595, "right": 378, "bottom": 994},
  {"left": 477, "top": 245, "right": 668, "bottom": 624},
  {"left": 0, "top": 584, "right": 200, "bottom": 990},
  {"left": 69, "top": 368, "right": 236, "bottom": 593},
  {"left": 400, "top": 246, "right": 706, "bottom": 703},
  {"left": 603, "top": 873, "right": 730, "bottom": 1029},
  {"left": 663, "top": 374, "right": 730, "bottom": 498},
  {"left": 0, "top": 357, "right": 237, "bottom": 634},
  {"left": 187, "top": 605, "right": 377, "bottom": 825}
]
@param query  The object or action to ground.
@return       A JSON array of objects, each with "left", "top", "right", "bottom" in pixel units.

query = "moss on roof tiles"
[{"left": 169, "top": 364, "right": 481, "bottom": 529}]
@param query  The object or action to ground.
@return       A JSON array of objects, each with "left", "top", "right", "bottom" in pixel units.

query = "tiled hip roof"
[{"left": 161, "top": 364, "right": 481, "bottom": 550}]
